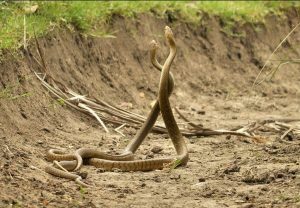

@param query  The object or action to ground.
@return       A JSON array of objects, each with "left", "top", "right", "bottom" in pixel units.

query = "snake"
[{"left": 45, "top": 26, "right": 189, "bottom": 186}]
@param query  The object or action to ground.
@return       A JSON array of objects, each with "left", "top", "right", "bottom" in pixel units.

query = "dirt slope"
[{"left": 0, "top": 9, "right": 300, "bottom": 208}]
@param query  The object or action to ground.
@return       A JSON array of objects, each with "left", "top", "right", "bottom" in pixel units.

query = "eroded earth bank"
[{"left": 1, "top": 10, "right": 300, "bottom": 208}]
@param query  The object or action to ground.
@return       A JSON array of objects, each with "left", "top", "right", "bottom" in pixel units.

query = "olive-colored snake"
[{"left": 45, "top": 26, "right": 189, "bottom": 186}]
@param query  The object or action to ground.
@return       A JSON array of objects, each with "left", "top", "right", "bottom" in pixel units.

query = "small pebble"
[
  {"left": 151, "top": 146, "right": 163, "bottom": 154},
  {"left": 146, "top": 153, "right": 154, "bottom": 159},
  {"left": 112, "top": 168, "right": 122, "bottom": 173},
  {"left": 153, "top": 176, "right": 161, "bottom": 183},
  {"left": 226, "top": 135, "right": 231, "bottom": 140},
  {"left": 261, "top": 186, "right": 269, "bottom": 192},
  {"left": 55, "top": 191, "right": 65, "bottom": 195},
  {"left": 78, "top": 172, "right": 88, "bottom": 179},
  {"left": 139, "top": 92, "right": 145, "bottom": 98},
  {"left": 97, "top": 168, "right": 105, "bottom": 173},
  {"left": 41, "top": 128, "right": 50, "bottom": 133},
  {"left": 197, "top": 110, "right": 206, "bottom": 115},
  {"left": 117, "top": 194, "right": 125, "bottom": 198},
  {"left": 170, "top": 174, "right": 181, "bottom": 180},
  {"left": 198, "top": 178, "right": 206, "bottom": 182}
]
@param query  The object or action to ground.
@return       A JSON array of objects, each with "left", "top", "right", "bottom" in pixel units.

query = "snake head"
[
  {"left": 164, "top": 26, "right": 173, "bottom": 40},
  {"left": 149, "top": 40, "right": 160, "bottom": 65},
  {"left": 149, "top": 40, "right": 159, "bottom": 50},
  {"left": 164, "top": 26, "right": 175, "bottom": 47}
]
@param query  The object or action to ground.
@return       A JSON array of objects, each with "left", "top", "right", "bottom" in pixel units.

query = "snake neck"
[{"left": 158, "top": 44, "right": 188, "bottom": 165}]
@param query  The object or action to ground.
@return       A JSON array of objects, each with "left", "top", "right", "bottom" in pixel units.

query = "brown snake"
[{"left": 45, "top": 26, "right": 189, "bottom": 186}]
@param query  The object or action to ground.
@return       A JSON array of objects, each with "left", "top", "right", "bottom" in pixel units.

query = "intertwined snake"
[{"left": 45, "top": 26, "right": 189, "bottom": 186}]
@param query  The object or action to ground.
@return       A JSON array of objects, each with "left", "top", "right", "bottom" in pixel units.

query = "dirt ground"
[{"left": 1, "top": 9, "right": 300, "bottom": 208}]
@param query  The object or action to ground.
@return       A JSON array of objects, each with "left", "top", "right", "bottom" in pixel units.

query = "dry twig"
[{"left": 28, "top": 32, "right": 300, "bottom": 143}]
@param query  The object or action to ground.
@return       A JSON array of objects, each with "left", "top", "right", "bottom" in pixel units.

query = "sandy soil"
[{"left": 0, "top": 9, "right": 300, "bottom": 208}]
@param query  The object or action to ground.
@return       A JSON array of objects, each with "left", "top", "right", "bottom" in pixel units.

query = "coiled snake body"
[{"left": 45, "top": 26, "right": 189, "bottom": 186}]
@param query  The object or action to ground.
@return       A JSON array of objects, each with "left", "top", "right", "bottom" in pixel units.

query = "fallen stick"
[
  {"left": 29, "top": 34, "right": 300, "bottom": 142},
  {"left": 78, "top": 103, "right": 109, "bottom": 133}
]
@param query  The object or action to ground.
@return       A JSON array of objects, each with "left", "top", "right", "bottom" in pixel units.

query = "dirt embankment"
[{"left": 0, "top": 9, "right": 300, "bottom": 208}]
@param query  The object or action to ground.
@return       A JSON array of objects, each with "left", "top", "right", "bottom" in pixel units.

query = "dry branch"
[{"left": 29, "top": 33, "right": 300, "bottom": 143}]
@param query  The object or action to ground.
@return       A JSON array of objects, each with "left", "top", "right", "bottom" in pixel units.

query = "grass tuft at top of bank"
[{"left": 0, "top": 1, "right": 299, "bottom": 51}]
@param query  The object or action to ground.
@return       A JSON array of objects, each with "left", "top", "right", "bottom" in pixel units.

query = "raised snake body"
[{"left": 45, "top": 26, "right": 189, "bottom": 186}]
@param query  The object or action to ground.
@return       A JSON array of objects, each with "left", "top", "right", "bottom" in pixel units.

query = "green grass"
[
  {"left": 0, "top": 74, "right": 32, "bottom": 100},
  {"left": 0, "top": 84, "right": 31, "bottom": 100},
  {"left": 0, "top": 1, "right": 299, "bottom": 51}
]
